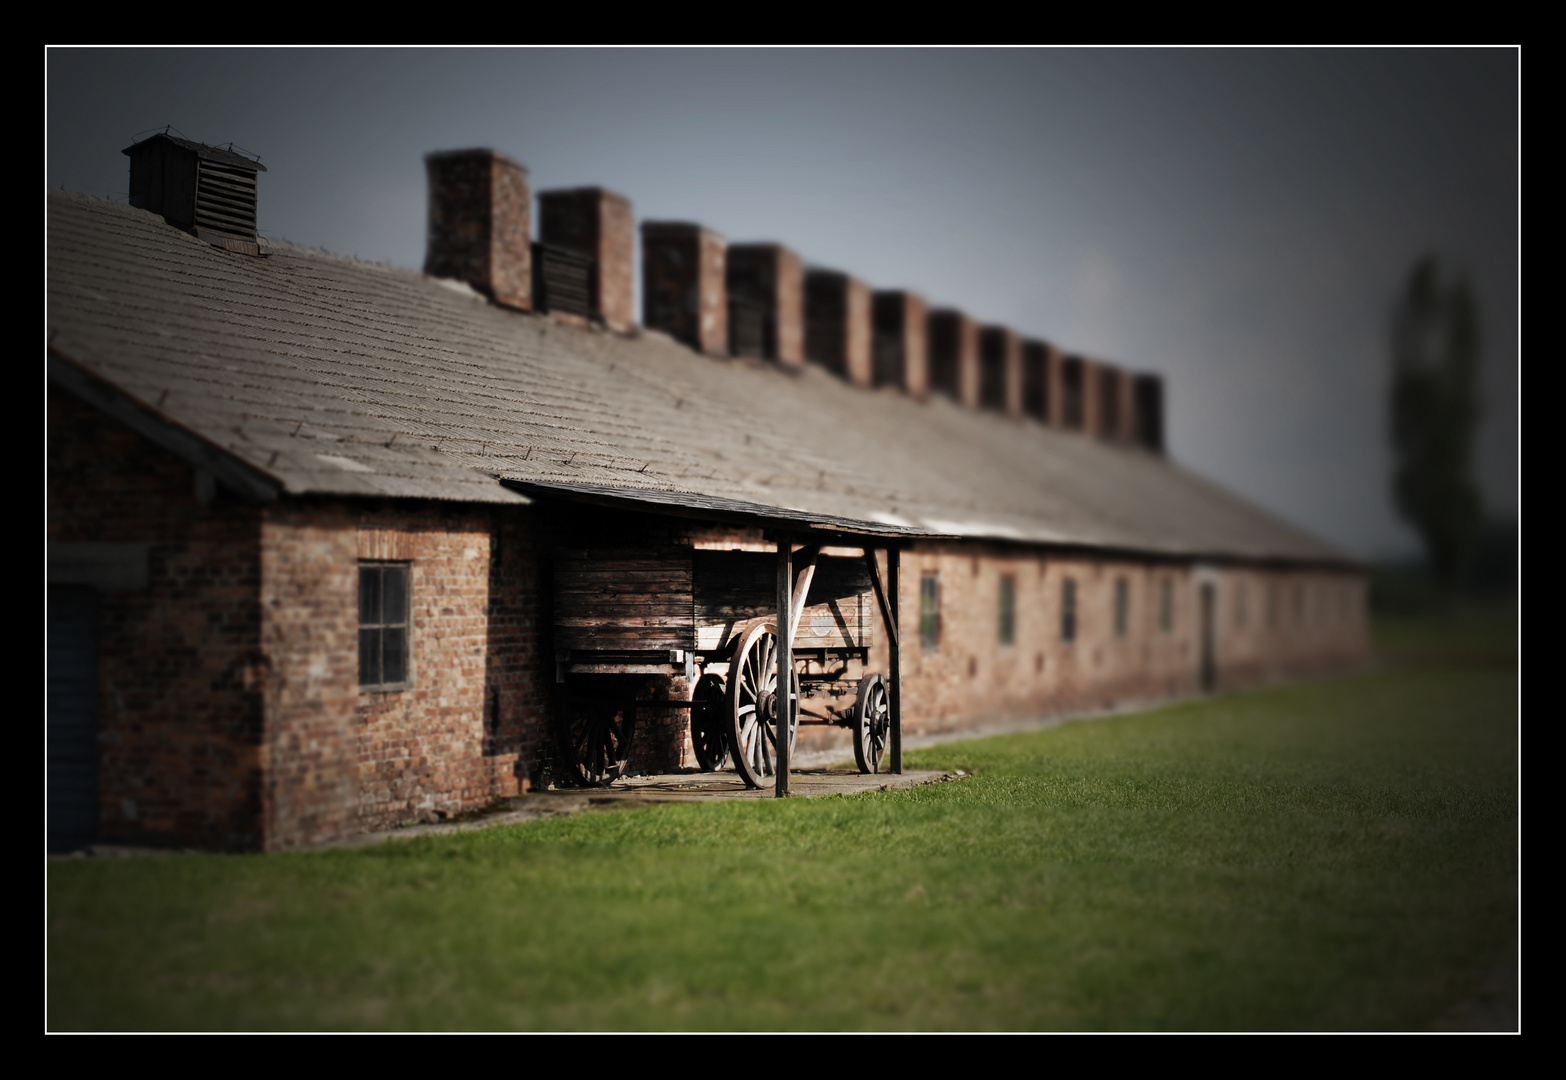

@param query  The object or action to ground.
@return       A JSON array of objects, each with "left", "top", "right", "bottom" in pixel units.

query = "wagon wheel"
[
  {"left": 853, "top": 673, "right": 890, "bottom": 775},
  {"left": 727, "top": 623, "right": 800, "bottom": 789},
  {"left": 690, "top": 672, "right": 729, "bottom": 772},
  {"left": 556, "top": 693, "right": 636, "bottom": 787}
]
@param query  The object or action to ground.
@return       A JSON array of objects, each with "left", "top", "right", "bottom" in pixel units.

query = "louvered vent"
[
  {"left": 124, "top": 132, "right": 266, "bottom": 257},
  {"left": 532, "top": 242, "right": 593, "bottom": 318},
  {"left": 728, "top": 296, "right": 769, "bottom": 359},
  {"left": 194, "top": 159, "right": 259, "bottom": 251}
]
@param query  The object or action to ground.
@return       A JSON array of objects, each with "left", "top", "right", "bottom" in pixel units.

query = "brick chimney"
[
  {"left": 1134, "top": 374, "right": 1165, "bottom": 453},
  {"left": 1045, "top": 345, "right": 1067, "bottom": 427},
  {"left": 1060, "top": 355, "right": 1085, "bottom": 431},
  {"left": 872, "top": 291, "right": 929, "bottom": 398},
  {"left": 537, "top": 187, "right": 636, "bottom": 333},
  {"left": 727, "top": 244, "right": 804, "bottom": 367},
  {"left": 423, "top": 149, "right": 532, "bottom": 311},
  {"left": 979, "top": 326, "right": 1023, "bottom": 416},
  {"left": 1097, "top": 364, "right": 1123, "bottom": 442},
  {"left": 1080, "top": 358, "right": 1103, "bottom": 437},
  {"left": 1022, "top": 340, "right": 1051, "bottom": 423},
  {"left": 1115, "top": 367, "right": 1137, "bottom": 443},
  {"left": 641, "top": 222, "right": 727, "bottom": 356},
  {"left": 928, "top": 310, "right": 980, "bottom": 406},
  {"left": 804, "top": 269, "right": 872, "bottom": 387}
]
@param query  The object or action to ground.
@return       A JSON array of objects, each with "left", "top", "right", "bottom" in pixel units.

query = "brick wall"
[
  {"left": 261, "top": 500, "right": 550, "bottom": 833},
  {"left": 880, "top": 544, "right": 1367, "bottom": 737},
  {"left": 258, "top": 501, "right": 359, "bottom": 847},
  {"left": 535, "top": 529, "right": 1369, "bottom": 767},
  {"left": 49, "top": 388, "right": 266, "bottom": 850}
]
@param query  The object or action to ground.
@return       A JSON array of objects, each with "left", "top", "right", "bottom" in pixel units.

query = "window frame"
[
  {"left": 920, "top": 573, "right": 941, "bottom": 651},
  {"left": 359, "top": 561, "right": 412, "bottom": 692},
  {"left": 997, "top": 573, "right": 1016, "bottom": 647}
]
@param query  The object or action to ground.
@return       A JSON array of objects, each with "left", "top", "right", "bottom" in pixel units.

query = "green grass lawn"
[{"left": 47, "top": 604, "right": 1517, "bottom": 1031}]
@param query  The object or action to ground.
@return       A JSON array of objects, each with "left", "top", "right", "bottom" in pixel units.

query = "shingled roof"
[{"left": 46, "top": 189, "right": 1349, "bottom": 564}]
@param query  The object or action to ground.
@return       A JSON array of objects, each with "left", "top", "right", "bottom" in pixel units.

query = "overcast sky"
[{"left": 45, "top": 48, "right": 1518, "bottom": 561}]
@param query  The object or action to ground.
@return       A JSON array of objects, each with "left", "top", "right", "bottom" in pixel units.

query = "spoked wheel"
[
  {"left": 853, "top": 673, "right": 890, "bottom": 775},
  {"left": 690, "top": 672, "right": 729, "bottom": 772},
  {"left": 726, "top": 623, "right": 799, "bottom": 788},
  {"left": 556, "top": 692, "right": 635, "bottom": 786}
]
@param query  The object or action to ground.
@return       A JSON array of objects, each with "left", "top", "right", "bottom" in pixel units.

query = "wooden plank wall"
[
  {"left": 692, "top": 552, "right": 873, "bottom": 652},
  {"left": 554, "top": 548, "right": 695, "bottom": 652}
]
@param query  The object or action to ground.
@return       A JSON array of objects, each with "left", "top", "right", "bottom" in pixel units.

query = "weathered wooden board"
[
  {"left": 555, "top": 548, "right": 874, "bottom": 657},
  {"left": 692, "top": 551, "right": 873, "bottom": 652},
  {"left": 554, "top": 548, "right": 694, "bottom": 652}
]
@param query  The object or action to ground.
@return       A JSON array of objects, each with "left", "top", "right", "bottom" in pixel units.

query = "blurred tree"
[{"left": 1390, "top": 257, "right": 1483, "bottom": 584}]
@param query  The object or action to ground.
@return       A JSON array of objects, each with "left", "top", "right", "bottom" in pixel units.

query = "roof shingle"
[{"left": 47, "top": 189, "right": 1349, "bottom": 564}]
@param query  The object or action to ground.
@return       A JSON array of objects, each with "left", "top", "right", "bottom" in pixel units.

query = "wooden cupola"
[{"left": 123, "top": 132, "right": 266, "bottom": 256}]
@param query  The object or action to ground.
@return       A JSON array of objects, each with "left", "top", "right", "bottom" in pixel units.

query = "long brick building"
[{"left": 46, "top": 137, "right": 1367, "bottom": 852}]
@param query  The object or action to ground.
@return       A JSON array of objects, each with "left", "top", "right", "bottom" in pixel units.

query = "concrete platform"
[
  {"left": 327, "top": 767, "right": 955, "bottom": 848},
  {"left": 597, "top": 766, "right": 948, "bottom": 801}
]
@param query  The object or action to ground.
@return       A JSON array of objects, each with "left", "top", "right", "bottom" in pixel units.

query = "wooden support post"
[
  {"left": 888, "top": 547, "right": 902, "bottom": 775},
  {"left": 775, "top": 538, "right": 793, "bottom": 797},
  {"left": 863, "top": 551, "right": 899, "bottom": 653},
  {"left": 789, "top": 546, "right": 820, "bottom": 646}
]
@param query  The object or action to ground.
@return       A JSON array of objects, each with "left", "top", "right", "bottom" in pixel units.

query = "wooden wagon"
[{"left": 519, "top": 483, "right": 917, "bottom": 795}]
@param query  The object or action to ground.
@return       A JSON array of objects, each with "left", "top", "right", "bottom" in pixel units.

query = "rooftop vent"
[
  {"left": 532, "top": 242, "right": 594, "bottom": 320},
  {"left": 123, "top": 132, "right": 266, "bottom": 256}
]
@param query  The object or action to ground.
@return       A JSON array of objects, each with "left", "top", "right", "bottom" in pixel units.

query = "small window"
[
  {"left": 998, "top": 574, "right": 1016, "bottom": 647},
  {"left": 359, "top": 562, "right": 410, "bottom": 689},
  {"left": 1159, "top": 579, "right": 1173, "bottom": 633},
  {"left": 1114, "top": 577, "right": 1128, "bottom": 638},
  {"left": 1061, "top": 577, "right": 1077, "bottom": 642},
  {"left": 920, "top": 574, "right": 941, "bottom": 650}
]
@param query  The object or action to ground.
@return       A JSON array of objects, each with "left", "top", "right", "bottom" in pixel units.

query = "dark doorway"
[
  {"left": 1199, "top": 582, "right": 1216, "bottom": 692},
  {"left": 48, "top": 585, "right": 100, "bottom": 852}
]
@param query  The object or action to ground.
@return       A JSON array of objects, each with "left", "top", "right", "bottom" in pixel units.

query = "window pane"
[
  {"left": 359, "top": 627, "right": 380, "bottom": 686},
  {"left": 1062, "top": 578, "right": 1076, "bottom": 642},
  {"left": 383, "top": 566, "right": 408, "bottom": 626},
  {"left": 998, "top": 575, "right": 1015, "bottom": 646},
  {"left": 360, "top": 566, "right": 382, "bottom": 624},
  {"left": 382, "top": 627, "right": 407, "bottom": 684},
  {"left": 920, "top": 575, "right": 940, "bottom": 649}
]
